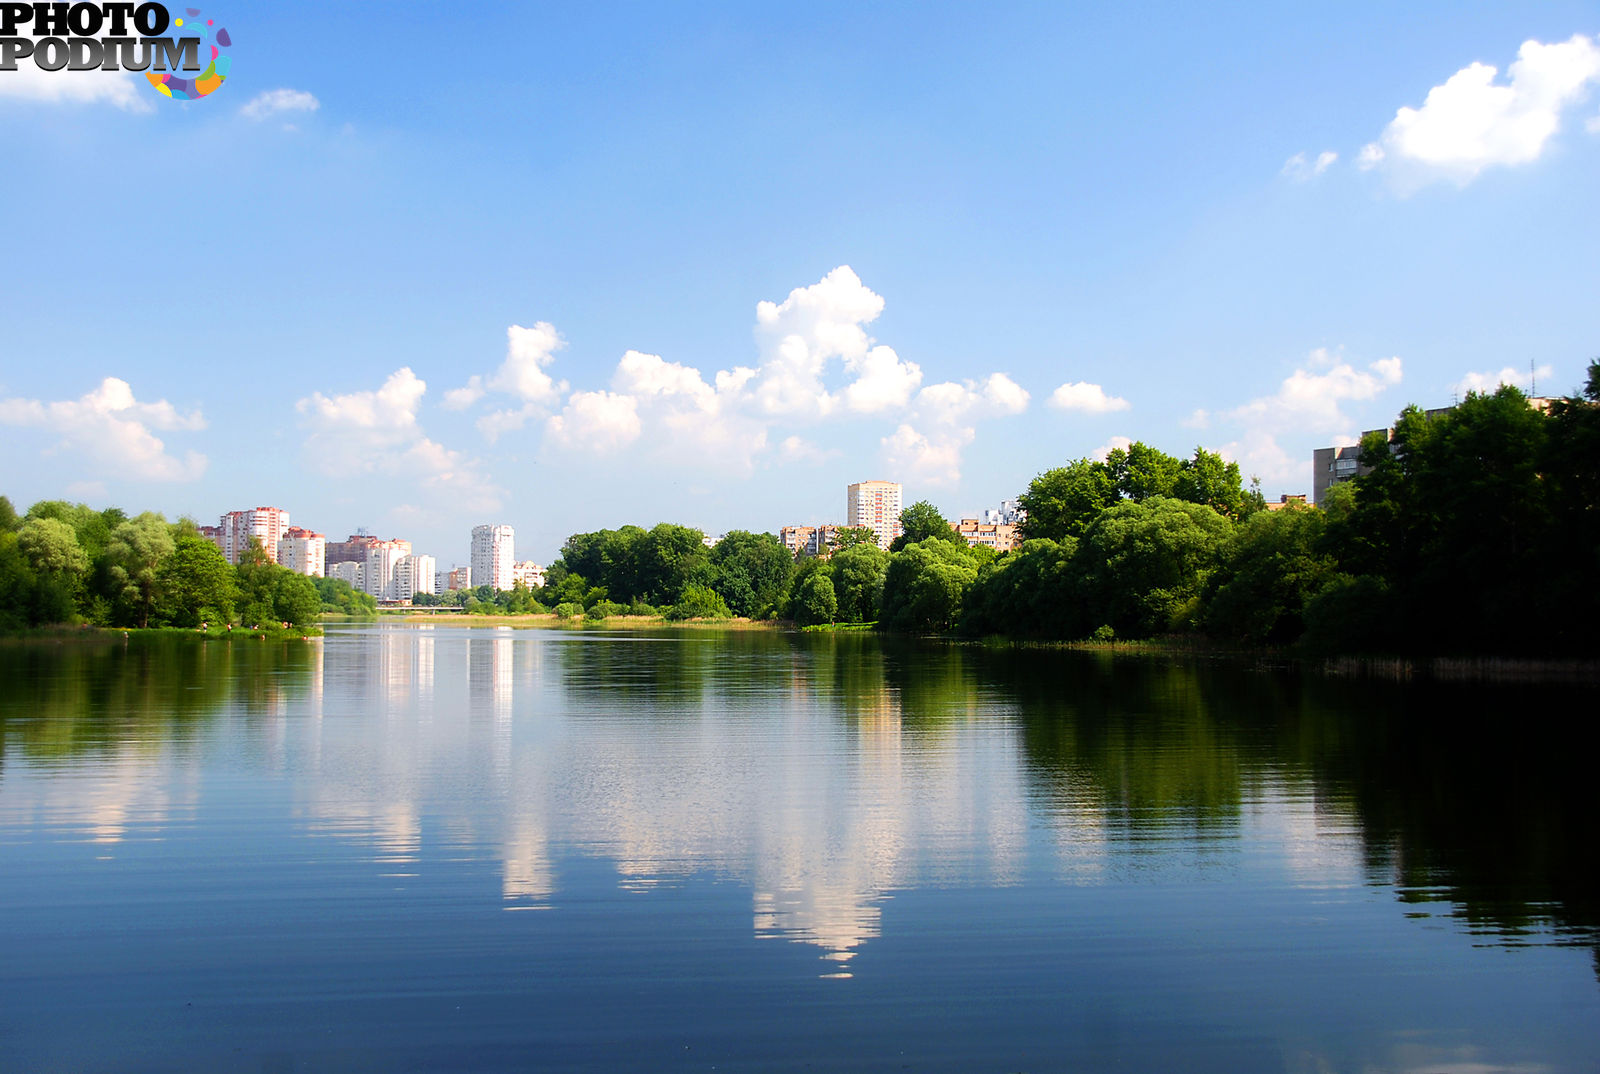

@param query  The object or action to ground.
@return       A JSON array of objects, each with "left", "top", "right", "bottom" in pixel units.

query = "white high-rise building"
[
  {"left": 362, "top": 539, "right": 412, "bottom": 600},
  {"left": 847, "top": 480, "right": 903, "bottom": 549},
  {"left": 329, "top": 560, "right": 364, "bottom": 590},
  {"left": 395, "top": 554, "right": 436, "bottom": 601},
  {"left": 471, "top": 524, "right": 515, "bottom": 591},
  {"left": 277, "top": 527, "right": 326, "bottom": 577},
  {"left": 219, "top": 506, "right": 291, "bottom": 565}
]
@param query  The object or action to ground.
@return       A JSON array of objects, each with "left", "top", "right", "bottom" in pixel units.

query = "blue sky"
[{"left": 3, "top": 1, "right": 1598, "bottom": 567}]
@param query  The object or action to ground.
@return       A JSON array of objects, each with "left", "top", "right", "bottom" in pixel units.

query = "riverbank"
[
  {"left": 0, "top": 623, "right": 322, "bottom": 643},
  {"left": 391, "top": 612, "right": 780, "bottom": 630}
]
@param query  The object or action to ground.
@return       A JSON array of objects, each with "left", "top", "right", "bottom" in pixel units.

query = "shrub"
[{"left": 553, "top": 601, "right": 585, "bottom": 619}]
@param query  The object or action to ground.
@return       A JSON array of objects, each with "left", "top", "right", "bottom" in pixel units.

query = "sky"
[{"left": 2, "top": 1, "right": 1598, "bottom": 568}]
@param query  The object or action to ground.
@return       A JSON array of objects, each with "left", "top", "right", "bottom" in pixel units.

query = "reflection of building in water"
[
  {"left": 503, "top": 816, "right": 554, "bottom": 909},
  {"left": 415, "top": 626, "right": 434, "bottom": 699},
  {"left": 467, "top": 631, "right": 514, "bottom": 723}
]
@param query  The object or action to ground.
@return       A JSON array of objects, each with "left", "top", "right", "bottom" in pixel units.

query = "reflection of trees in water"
[
  {"left": 985, "top": 646, "right": 1598, "bottom": 969},
  {"left": 550, "top": 629, "right": 799, "bottom": 713},
  {"left": 985, "top": 650, "right": 1252, "bottom": 829},
  {"left": 1284, "top": 675, "right": 1599, "bottom": 970},
  {"left": 0, "top": 635, "right": 319, "bottom": 766}
]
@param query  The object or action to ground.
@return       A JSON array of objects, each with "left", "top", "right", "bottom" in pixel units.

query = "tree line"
[
  {"left": 0, "top": 501, "right": 371, "bottom": 631},
  {"left": 522, "top": 367, "right": 1598, "bottom": 656}
]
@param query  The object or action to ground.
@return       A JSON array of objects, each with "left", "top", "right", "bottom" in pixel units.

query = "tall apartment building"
[
  {"left": 471, "top": 524, "right": 515, "bottom": 591},
  {"left": 326, "top": 532, "right": 383, "bottom": 567},
  {"left": 328, "top": 560, "right": 364, "bottom": 590},
  {"left": 441, "top": 566, "right": 471, "bottom": 592},
  {"left": 847, "top": 480, "right": 903, "bottom": 550},
  {"left": 219, "top": 506, "right": 291, "bottom": 565},
  {"left": 277, "top": 528, "right": 326, "bottom": 577},
  {"left": 362, "top": 538, "right": 413, "bottom": 600},
  {"left": 394, "top": 553, "right": 436, "bottom": 602}
]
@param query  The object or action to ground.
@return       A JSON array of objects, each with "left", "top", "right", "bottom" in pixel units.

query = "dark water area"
[{"left": 1, "top": 624, "right": 1596, "bottom": 1072}]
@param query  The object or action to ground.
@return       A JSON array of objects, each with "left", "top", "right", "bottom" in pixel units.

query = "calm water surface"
[{"left": 2, "top": 623, "right": 1596, "bottom": 1072}]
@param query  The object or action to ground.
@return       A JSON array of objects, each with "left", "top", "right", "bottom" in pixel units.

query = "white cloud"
[
  {"left": 1589, "top": 113, "right": 1600, "bottom": 133},
  {"left": 1282, "top": 150, "right": 1339, "bottom": 180},
  {"left": 1215, "top": 430, "right": 1298, "bottom": 495},
  {"left": 1048, "top": 381, "right": 1130, "bottom": 413},
  {"left": 297, "top": 367, "right": 425, "bottom": 449},
  {"left": 841, "top": 345, "right": 922, "bottom": 413},
  {"left": 239, "top": 88, "right": 320, "bottom": 121},
  {"left": 447, "top": 322, "right": 569, "bottom": 423},
  {"left": 1360, "top": 34, "right": 1600, "bottom": 188},
  {"left": 918, "top": 373, "right": 1030, "bottom": 424},
  {"left": 296, "top": 368, "right": 501, "bottom": 510},
  {"left": 1091, "top": 435, "right": 1133, "bottom": 462},
  {"left": 0, "top": 377, "right": 206, "bottom": 481},
  {"left": 1453, "top": 363, "right": 1554, "bottom": 396},
  {"left": 777, "top": 435, "right": 839, "bottom": 465},
  {"left": 492, "top": 323, "right": 567, "bottom": 404},
  {"left": 750, "top": 265, "right": 886, "bottom": 419},
  {"left": 1224, "top": 351, "right": 1403, "bottom": 433},
  {"left": 614, "top": 349, "right": 717, "bottom": 408},
  {"left": 0, "top": 63, "right": 153, "bottom": 113},
  {"left": 881, "top": 423, "right": 975, "bottom": 486},
  {"left": 546, "top": 391, "right": 641, "bottom": 454},
  {"left": 1190, "top": 348, "right": 1406, "bottom": 494}
]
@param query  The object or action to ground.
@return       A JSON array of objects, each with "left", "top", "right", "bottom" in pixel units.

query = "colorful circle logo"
[{"left": 147, "top": 8, "right": 231, "bottom": 100}]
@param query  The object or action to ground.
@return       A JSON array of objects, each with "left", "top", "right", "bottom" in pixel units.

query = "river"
[{"left": 1, "top": 622, "right": 1595, "bottom": 1072}]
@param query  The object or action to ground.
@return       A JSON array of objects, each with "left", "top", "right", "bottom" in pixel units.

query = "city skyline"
[{"left": 3, "top": 4, "right": 1598, "bottom": 563}]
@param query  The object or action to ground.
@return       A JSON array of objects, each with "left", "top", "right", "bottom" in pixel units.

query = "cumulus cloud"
[
  {"left": 1282, "top": 150, "right": 1339, "bottom": 180},
  {"left": 750, "top": 266, "right": 893, "bottom": 418},
  {"left": 1360, "top": 34, "right": 1600, "bottom": 188},
  {"left": 1192, "top": 348, "right": 1406, "bottom": 494},
  {"left": 0, "top": 376, "right": 206, "bottom": 481},
  {"left": 0, "top": 62, "right": 153, "bottom": 113},
  {"left": 446, "top": 322, "right": 569, "bottom": 427},
  {"left": 1224, "top": 349, "right": 1403, "bottom": 434},
  {"left": 1047, "top": 380, "right": 1129, "bottom": 414},
  {"left": 239, "top": 88, "right": 320, "bottom": 121},
  {"left": 1453, "top": 363, "right": 1554, "bottom": 396},
  {"left": 545, "top": 390, "right": 641, "bottom": 454},
  {"left": 444, "top": 322, "right": 570, "bottom": 440},
  {"left": 917, "top": 373, "right": 1030, "bottom": 425},
  {"left": 296, "top": 368, "right": 501, "bottom": 511},
  {"left": 881, "top": 423, "right": 975, "bottom": 487}
]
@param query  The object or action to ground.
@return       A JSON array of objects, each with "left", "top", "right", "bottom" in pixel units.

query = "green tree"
[
  {"left": 792, "top": 572, "right": 839, "bottom": 626},
  {"left": 890, "top": 500, "right": 963, "bottom": 552},
  {"left": 664, "top": 583, "right": 731, "bottom": 620},
  {"left": 156, "top": 535, "right": 238, "bottom": 627},
  {"left": 17, "top": 517, "right": 90, "bottom": 577},
  {"left": 1175, "top": 447, "right": 1254, "bottom": 520},
  {"left": 960, "top": 537, "right": 1083, "bottom": 638},
  {"left": 1203, "top": 503, "right": 1337, "bottom": 643},
  {"left": 0, "top": 495, "right": 18, "bottom": 532},
  {"left": 313, "top": 576, "right": 377, "bottom": 616},
  {"left": 1017, "top": 459, "right": 1119, "bottom": 541},
  {"left": 827, "top": 526, "right": 879, "bottom": 553},
  {"left": 1076, "top": 497, "right": 1232, "bottom": 637},
  {"left": 879, "top": 539, "right": 979, "bottom": 633},
  {"left": 104, "top": 512, "right": 175, "bottom": 627},
  {"left": 830, "top": 542, "right": 890, "bottom": 622},
  {"left": 1107, "top": 442, "right": 1182, "bottom": 501},
  {"left": 636, "top": 524, "right": 710, "bottom": 606},
  {"left": 709, "top": 530, "right": 794, "bottom": 617}
]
